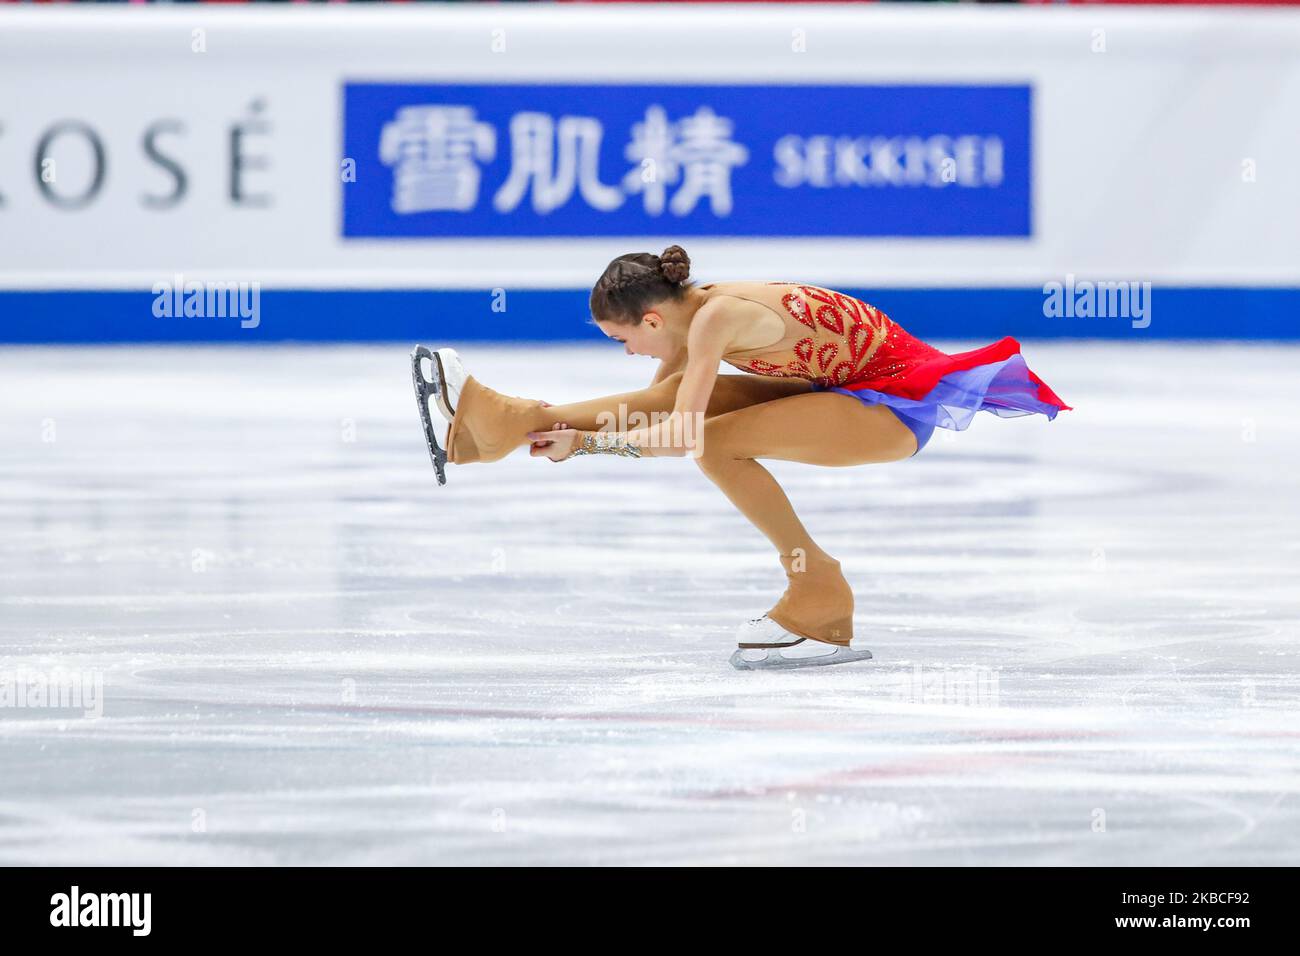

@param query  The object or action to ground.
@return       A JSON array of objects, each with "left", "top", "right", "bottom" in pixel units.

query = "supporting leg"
[
  {"left": 693, "top": 391, "right": 917, "bottom": 645},
  {"left": 695, "top": 390, "right": 915, "bottom": 550}
]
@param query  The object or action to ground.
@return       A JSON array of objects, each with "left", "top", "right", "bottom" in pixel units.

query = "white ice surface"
[{"left": 1, "top": 342, "right": 1297, "bottom": 865}]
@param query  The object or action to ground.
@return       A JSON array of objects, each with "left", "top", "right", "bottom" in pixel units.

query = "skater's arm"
[
  {"left": 530, "top": 305, "right": 741, "bottom": 461},
  {"left": 650, "top": 347, "right": 689, "bottom": 386},
  {"left": 618, "top": 302, "right": 738, "bottom": 457}
]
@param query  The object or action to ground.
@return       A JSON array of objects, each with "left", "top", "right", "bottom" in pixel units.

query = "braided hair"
[{"left": 589, "top": 245, "right": 694, "bottom": 326}]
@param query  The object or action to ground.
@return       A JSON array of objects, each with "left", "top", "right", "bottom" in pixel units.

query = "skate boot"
[
  {"left": 730, "top": 553, "right": 871, "bottom": 670},
  {"left": 446, "top": 376, "right": 549, "bottom": 465},
  {"left": 411, "top": 345, "right": 547, "bottom": 482},
  {"left": 730, "top": 616, "right": 873, "bottom": 670}
]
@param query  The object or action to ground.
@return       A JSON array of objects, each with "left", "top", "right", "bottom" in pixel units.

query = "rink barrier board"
[
  {"left": 1, "top": 287, "right": 1297, "bottom": 343},
  {"left": 1, "top": 8, "right": 1298, "bottom": 295}
]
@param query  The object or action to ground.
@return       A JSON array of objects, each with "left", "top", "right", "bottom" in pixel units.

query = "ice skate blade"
[
  {"left": 729, "top": 643, "right": 873, "bottom": 671},
  {"left": 410, "top": 344, "right": 449, "bottom": 486}
]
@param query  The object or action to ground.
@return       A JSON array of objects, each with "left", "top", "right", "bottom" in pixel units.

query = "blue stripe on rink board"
[{"left": 2, "top": 287, "right": 1298, "bottom": 343}]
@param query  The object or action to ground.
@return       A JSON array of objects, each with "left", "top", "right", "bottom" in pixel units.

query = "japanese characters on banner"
[{"left": 344, "top": 84, "right": 1029, "bottom": 237}]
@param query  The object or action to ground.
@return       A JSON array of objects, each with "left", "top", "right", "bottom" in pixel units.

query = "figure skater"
[{"left": 411, "top": 245, "right": 1071, "bottom": 670}]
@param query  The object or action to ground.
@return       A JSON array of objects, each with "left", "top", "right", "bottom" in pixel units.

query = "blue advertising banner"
[{"left": 342, "top": 83, "right": 1032, "bottom": 238}]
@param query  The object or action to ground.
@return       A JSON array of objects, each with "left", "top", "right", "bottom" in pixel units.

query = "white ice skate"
[
  {"left": 410, "top": 345, "right": 468, "bottom": 486},
  {"left": 730, "top": 615, "right": 873, "bottom": 671}
]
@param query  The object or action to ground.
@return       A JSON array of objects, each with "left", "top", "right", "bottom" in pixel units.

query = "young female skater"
[{"left": 411, "top": 245, "right": 1071, "bottom": 670}]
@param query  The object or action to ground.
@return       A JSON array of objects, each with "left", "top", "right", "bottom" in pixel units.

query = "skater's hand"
[{"left": 527, "top": 422, "right": 578, "bottom": 462}]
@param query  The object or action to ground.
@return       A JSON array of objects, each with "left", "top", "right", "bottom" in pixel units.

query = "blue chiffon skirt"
[{"left": 811, "top": 353, "right": 1066, "bottom": 457}]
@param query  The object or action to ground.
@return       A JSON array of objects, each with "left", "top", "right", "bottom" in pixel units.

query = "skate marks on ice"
[{"left": 0, "top": 344, "right": 1298, "bottom": 864}]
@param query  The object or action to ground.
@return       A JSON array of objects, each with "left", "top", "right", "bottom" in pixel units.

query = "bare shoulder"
[
  {"left": 695, "top": 286, "right": 787, "bottom": 353},
  {"left": 687, "top": 296, "right": 751, "bottom": 349}
]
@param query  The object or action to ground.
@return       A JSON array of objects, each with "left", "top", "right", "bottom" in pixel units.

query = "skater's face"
[{"left": 595, "top": 313, "right": 670, "bottom": 359}]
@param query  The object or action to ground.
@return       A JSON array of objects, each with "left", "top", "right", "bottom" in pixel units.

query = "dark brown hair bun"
[{"left": 658, "top": 245, "right": 691, "bottom": 285}]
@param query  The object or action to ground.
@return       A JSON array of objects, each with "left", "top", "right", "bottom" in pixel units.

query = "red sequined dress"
[{"left": 708, "top": 281, "right": 1072, "bottom": 432}]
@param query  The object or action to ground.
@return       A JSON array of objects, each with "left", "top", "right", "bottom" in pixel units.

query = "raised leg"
[
  {"left": 449, "top": 370, "right": 812, "bottom": 464},
  {"left": 538, "top": 371, "right": 812, "bottom": 432}
]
